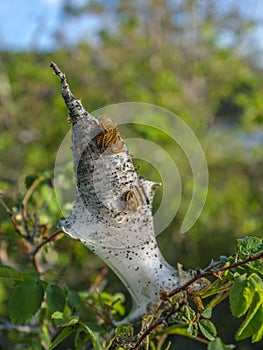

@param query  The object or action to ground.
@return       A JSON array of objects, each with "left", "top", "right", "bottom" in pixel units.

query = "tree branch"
[{"left": 167, "top": 250, "right": 263, "bottom": 298}]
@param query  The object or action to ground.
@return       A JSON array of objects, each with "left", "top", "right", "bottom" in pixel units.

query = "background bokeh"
[{"left": 1, "top": 1, "right": 263, "bottom": 349}]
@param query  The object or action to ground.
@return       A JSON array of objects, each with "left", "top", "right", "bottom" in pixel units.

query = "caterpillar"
[
  {"left": 121, "top": 186, "right": 149, "bottom": 212},
  {"left": 94, "top": 117, "right": 124, "bottom": 154}
]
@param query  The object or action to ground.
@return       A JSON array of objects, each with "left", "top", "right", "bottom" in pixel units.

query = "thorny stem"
[
  {"left": 131, "top": 306, "right": 177, "bottom": 350},
  {"left": 131, "top": 303, "right": 209, "bottom": 349},
  {"left": 167, "top": 250, "right": 263, "bottom": 299},
  {"left": 131, "top": 251, "right": 263, "bottom": 349}
]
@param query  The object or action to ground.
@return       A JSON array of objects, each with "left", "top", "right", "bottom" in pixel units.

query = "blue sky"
[
  {"left": 0, "top": 0, "right": 263, "bottom": 54},
  {"left": 0, "top": 0, "right": 101, "bottom": 51},
  {"left": 0, "top": 0, "right": 61, "bottom": 51}
]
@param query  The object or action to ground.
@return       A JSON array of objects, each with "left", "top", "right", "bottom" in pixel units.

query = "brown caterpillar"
[
  {"left": 121, "top": 186, "right": 149, "bottom": 212},
  {"left": 94, "top": 117, "right": 124, "bottom": 154}
]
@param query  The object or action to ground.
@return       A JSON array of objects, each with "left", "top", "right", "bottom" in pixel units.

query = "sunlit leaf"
[
  {"left": 51, "top": 311, "right": 79, "bottom": 327},
  {"left": 115, "top": 323, "right": 133, "bottom": 336},
  {"left": 235, "top": 291, "right": 263, "bottom": 341},
  {"left": 201, "top": 307, "right": 212, "bottom": 319},
  {"left": 236, "top": 237, "right": 263, "bottom": 255},
  {"left": 230, "top": 274, "right": 254, "bottom": 317}
]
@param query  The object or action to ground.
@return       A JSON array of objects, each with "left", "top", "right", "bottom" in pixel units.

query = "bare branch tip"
[{"left": 50, "top": 61, "right": 67, "bottom": 85}]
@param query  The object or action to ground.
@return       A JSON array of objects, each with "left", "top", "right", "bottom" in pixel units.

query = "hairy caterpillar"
[
  {"left": 95, "top": 117, "right": 124, "bottom": 154},
  {"left": 121, "top": 186, "right": 149, "bottom": 212}
]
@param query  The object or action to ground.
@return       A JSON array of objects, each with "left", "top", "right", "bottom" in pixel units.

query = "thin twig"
[
  {"left": 50, "top": 61, "right": 68, "bottom": 89},
  {"left": 89, "top": 266, "right": 109, "bottom": 294},
  {"left": 131, "top": 251, "right": 263, "bottom": 348},
  {"left": 22, "top": 178, "right": 40, "bottom": 207},
  {"left": 0, "top": 198, "right": 23, "bottom": 237},
  {"left": 131, "top": 306, "right": 177, "bottom": 350},
  {"left": 167, "top": 250, "right": 263, "bottom": 298},
  {"left": 30, "top": 230, "right": 63, "bottom": 257},
  {"left": 29, "top": 230, "right": 63, "bottom": 274}
]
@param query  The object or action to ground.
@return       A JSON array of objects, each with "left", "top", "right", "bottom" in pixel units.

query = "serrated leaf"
[
  {"left": 236, "top": 237, "right": 263, "bottom": 255},
  {"left": 229, "top": 274, "right": 254, "bottom": 317},
  {"left": 235, "top": 291, "right": 263, "bottom": 341},
  {"left": 201, "top": 307, "right": 212, "bottom": 319},
  {"left": 8, "top": 280, "right": 44, "bottom": 324},
  {"left": 46, "top": 284, "right": 65, "bottom": 313},
  {"left": 199, "top": 319, "right": 217, "bottom": 341},
  {"left": 49, "top": 327, "right": 75, "bottom": 350}
]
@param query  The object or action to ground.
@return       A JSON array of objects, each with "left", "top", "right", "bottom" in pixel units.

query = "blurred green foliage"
[{"left": 1, "top": 0, "right": 263, "bottom": 349}]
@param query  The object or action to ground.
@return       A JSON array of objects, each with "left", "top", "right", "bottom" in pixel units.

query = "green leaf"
[
  {"left": 85, "top": 323, "right": 105, "bottom": 334},
  {"left": 161, "top": 324, "right": 190, "bottom": 336},
  {"left": 235, "top": 291, "right": 263, "bottom": 341},
  {"left": 220, "top": 256, "right": 229, "bottom": 263},
  {"left": 98, "top": 291, "right": 126, "bottom": 316},
  {"left": 0, "top": 265, "right": 26, "bottom": 281},
  {"left": 236, "top": 237, "right": 263, "bottom": 255},
  {"left": 8, "top": 280, "right": 44, "bottom": 324},
  {"left": 208, "top": 337, "right": 225, "bottom": 350},
  {"left": 51, "top": 311, "right": 79, "bottom": 327},
  {"left": 201, "top": 307, "right": 212, "bottom": 319},
  {"left": 67, "top": 289, "right": 82, "bottom": 311},
  {"left": 51, "top": 311, "right": 64, "bottom": 319},
  {"left": 208, "top": 337, "right": 235, "bottom": 350},
  {"left": 229, "top": 274, "right": 254, "bottom": 317},
  {"left": 46, "top": 284, "right": 65, "bottom": 313},
  {"left": 188, "top": 322, "right": 198, "bottom": 337},
  {"left": 25, "top": 174, "right": 38, "bottom": 189},
  {"left": 249, "top": 273, "right": 263, "bottom": 292},
  {"left": 199, "top": 319, "right": 217, "bottom": 341},
  {"left": 182, "top": 305, "right": 195, "bottom": 322},
  {"left": 252, "top": 304, "right": 263, "bottom": 342},
  {"left": 49, "top": 327, "right": 75, "bottom": 350},
  {"left": 115, "top": 323, "right": 133, "bottom": 336},
  {"left": 82, "top": 323, "right": 103, "bottom": 350}
]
